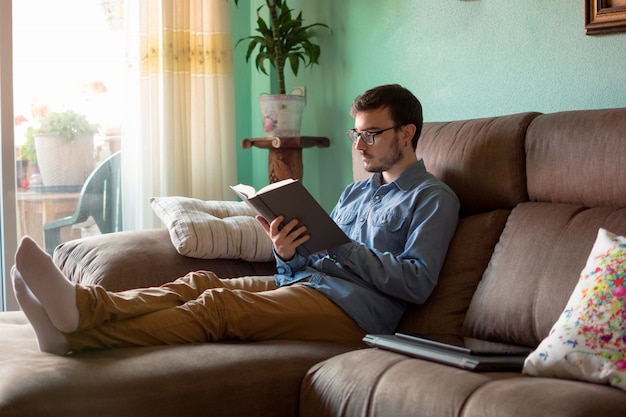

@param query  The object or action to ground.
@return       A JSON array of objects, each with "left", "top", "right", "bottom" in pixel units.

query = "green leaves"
[
  {"left": 35, "top": 110, "right": 99, "bottom": 143},
  {"left": 234, "top": 0, "right": 330, "bottom": 94}
]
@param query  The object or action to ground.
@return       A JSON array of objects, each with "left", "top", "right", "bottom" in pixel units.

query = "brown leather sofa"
[{"left": 2, "top": 108, "right": 625, "bottom": 416}]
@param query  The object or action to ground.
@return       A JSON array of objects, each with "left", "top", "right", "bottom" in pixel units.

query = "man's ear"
[{"left": 403, "top": 124, "right": 417, "bottom": 144}]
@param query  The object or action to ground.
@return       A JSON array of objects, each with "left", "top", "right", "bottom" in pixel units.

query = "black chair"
[{"left": 44, "top": 151, "right": 122, "bottom": 254}]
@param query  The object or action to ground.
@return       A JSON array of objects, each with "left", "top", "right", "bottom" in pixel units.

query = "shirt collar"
[{"left": 368, "top": 159, "right": 426, "bottom": 191}]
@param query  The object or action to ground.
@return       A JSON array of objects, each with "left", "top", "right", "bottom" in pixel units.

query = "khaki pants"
[{"left": 65, "top": 271, "right": 365, "bottom": 351}]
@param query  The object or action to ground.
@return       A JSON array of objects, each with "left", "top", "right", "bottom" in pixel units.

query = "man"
[{"left": 12, "top": 84, "right": 460, "bottom": 355}]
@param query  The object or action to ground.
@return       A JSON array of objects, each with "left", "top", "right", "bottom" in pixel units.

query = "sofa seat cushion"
[
  {"left": 461, "top": 373, "right": 626, "bottom": 417},
  {"left": 53, "top": 229, "right": 277, "bottom": 291},
  {"left": 301, "top": 348, "right": 494, "bottom": 417},
  {"left": 0, "top": 311, "right": 360, "bottom": 417},
  {"left": 300, "top": 348, "right": 626, "bottom": 417}
]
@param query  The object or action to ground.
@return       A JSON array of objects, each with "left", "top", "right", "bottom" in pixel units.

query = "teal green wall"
[{"left": 233, "top": 0, "right": 626, "bottom": 211}]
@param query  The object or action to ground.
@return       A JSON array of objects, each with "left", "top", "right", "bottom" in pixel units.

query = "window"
[
  {"left": 1, "top": 0, "right": 237, "bottom": 310},
  {"left": 2, "top": 0, "right": 126, "bottom": 309}
]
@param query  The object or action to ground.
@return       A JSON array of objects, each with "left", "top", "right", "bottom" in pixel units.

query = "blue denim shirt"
[{"left": 273, "top": 160, "right": 460, "bottom": 334}]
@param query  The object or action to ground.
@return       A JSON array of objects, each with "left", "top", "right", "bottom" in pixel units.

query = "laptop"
[{"left": 362, "top": 333, "right": 534, "bottom": 372}]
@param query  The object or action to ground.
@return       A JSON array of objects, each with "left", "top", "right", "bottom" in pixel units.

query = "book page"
[
  {"left": 231, "top": 178, "right": 296, "bottom": 198},
  {"left": 257, "top": 178, "right": 297, "bottom": 194},
  {"left": 230, "top": 183, "right": 257, "bottom": 199}
]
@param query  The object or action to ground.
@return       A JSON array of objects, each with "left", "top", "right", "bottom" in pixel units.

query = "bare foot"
[
  {"left": 14, "top": 236, "right": 79, "bottom": 333},
  {"left": 12, "top": 267, "right": 70, "bottom": 354}
]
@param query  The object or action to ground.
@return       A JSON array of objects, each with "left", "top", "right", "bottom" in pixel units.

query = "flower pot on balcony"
[{"left": 34, "top": 133, "right": 95, "bottom": 188}]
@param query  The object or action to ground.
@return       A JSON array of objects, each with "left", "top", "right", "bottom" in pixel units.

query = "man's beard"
[{"left": 364, "top": 134, "right": 403, "bottom": 173}]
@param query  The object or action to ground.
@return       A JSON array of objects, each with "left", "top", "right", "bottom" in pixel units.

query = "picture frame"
[{"left": 585, "top": 0, "right": 626, "bottom": 35}]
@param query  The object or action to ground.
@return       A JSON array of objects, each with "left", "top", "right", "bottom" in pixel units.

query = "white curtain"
[{"left": 123, "top": 0, "right": 237, "bottom": 230}]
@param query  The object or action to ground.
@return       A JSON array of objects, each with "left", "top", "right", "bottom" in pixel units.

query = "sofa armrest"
[{"left": 53, "top": 229, "right": 277, "bottom": 291}]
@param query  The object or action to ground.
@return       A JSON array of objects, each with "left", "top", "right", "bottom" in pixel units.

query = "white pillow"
[
  {"left": 523, "top": 228, "right": 626, "bottom": 390},
  {"left": 150, "top": 197, "right": 274, "bottom": 262}
]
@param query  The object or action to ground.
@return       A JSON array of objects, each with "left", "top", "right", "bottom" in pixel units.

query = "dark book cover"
[{"left": 231, "top": 179, "right": 350, "bottom": 256}]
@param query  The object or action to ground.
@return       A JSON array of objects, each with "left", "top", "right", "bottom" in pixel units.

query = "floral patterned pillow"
[{"left": 523, "top": 228, "right": 626, "bottom": 390}]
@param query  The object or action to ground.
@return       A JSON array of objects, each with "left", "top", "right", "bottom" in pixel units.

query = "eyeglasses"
[{"left": 346, "top": 126, "right": 396, "bottom": 145}]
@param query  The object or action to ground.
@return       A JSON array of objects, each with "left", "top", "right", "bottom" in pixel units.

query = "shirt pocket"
[
  {"left": 333, "top": 209, "right": 359, "bottom": 240},
  {"left": 334, "top": 209, "right": 358, "bottom": 227},
  {"left": 369, "top": 210, "right": 406, "bottom": 254}
]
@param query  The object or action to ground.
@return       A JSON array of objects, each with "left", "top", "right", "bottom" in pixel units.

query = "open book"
[{"left": 231, "top": 179, "right": 350, "bottom": 257}]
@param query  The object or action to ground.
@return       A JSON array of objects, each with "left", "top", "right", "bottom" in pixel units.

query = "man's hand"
[{"left": 256, "top": 215, "right": 310, "bottom": 261}]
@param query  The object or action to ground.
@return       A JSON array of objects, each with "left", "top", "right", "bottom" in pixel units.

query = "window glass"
[{"left": 12, "top": 0, "right": 125, "bottom": 251}]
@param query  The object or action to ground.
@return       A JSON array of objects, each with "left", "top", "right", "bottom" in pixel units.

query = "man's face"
[{"left": 353, "top": 107, "right": 403, "bottom": 173}]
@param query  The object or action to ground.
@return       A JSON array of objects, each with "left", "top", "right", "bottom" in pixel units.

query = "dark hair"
[{"left": 350, "top": 84, "right": 423, "bottom": 149}]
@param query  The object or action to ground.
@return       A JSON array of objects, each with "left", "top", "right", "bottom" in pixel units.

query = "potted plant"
[
  {"left": 234, "top": 0, "right": 330, "bottom": 137},
  {"left": 32, "top": 110, "right": 99, "bottom": 188},
  {"left": 15, "top": 126, "right": 39, "bottom": 189}
]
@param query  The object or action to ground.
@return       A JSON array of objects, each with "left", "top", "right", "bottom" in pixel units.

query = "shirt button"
[
  {"left": 375, "top": 195, "right": 381, "bottom": 201},
  {"left": 359, "top": 217, "right": 365, "bottom": 222},
  {"left": 381, "top": 219, "right": 388, "bottom": 225}
]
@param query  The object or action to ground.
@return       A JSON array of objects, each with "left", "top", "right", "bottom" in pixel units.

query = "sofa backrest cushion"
[
  {"left": 464, "top": 203, "right": 626, "bottom": 347},
  {"left": 396, "top": 209, "right": 510, "bottom": 336},
  {"left": 526, "top": 108, "right": 626, "bottom": 208},
  {"left": 415, "top": 112, "right": 540, "bottom": 215},
  {"left": 353, "top": 112, "right": 540, "bottom": 216},
  {"left": 351, "top": 111, "right": 538, "bottom": 334},
  {"left": 464, "top": 108, "right": 626, "bottom": 347}
]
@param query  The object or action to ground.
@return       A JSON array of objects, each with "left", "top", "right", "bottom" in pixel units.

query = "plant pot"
[
  {"left": 34, "top": 133, "right": 95, "bottom": 187},
  {"left": 259, "top": 94, "right": 306, "bottom": 138},
  {"left": 104, "top": 128, "right": 122, "bottom": 154}
]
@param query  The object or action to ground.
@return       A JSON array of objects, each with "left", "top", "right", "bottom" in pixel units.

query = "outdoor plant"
[
  {"left": 21, "top": 110, "right": 99, "bottom": 166},
  {"left": 20, "top": 126, "right": 38, "bottom": 164},
  {"left": 234, "top": 0, "right": 330, "bottom": 95},
  {"left": 34, "top": 110, "right": 99, "bottom": 143}
]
